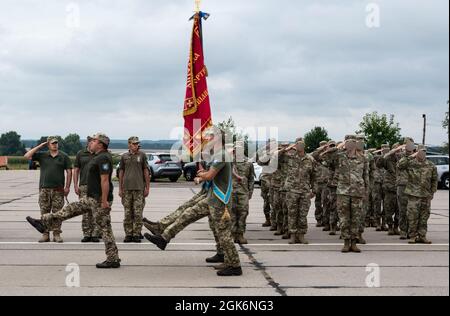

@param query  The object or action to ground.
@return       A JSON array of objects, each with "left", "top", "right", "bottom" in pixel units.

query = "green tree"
[
  {"left": 442, "top": 101, "right": 449, "bottom": 154},
  {"left": 304, "top": 127, "right": 331, "bottom": 153},
  {"left": 356, "top": 112, "right": 402, "bottom": 149},
  {"left": 0, "top": 131, "right": 26, "bottom": 156},
  {"left": 216, "top": 117, "right": 249, "bottom": 155},
  {"left": 63, "top": 134, "right": 82, "bottom": 155}
]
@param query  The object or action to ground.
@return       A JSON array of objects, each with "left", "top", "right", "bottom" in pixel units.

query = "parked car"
[
  {"left": 116, "top": 153, "right": 182, "bottom": 183},
  {"left": 427, "top": 155, "right": 449, "bottom": 190}
]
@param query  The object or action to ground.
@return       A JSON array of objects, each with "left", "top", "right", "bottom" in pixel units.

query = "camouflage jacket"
[
  {"left": 270, "top": 151, "right": 285, "bottom": 188},
  {"left": 398, "top": 156, "right": 438, "bottom": 198},
  {"left": 334, "top": 152, "right": 369, "bottom": 198},
  {"left": 396, "top": 151, "right": 413, "bottom": 186},
  {"left": 321, "top": 148, "right": 341, "bottom": 188},
  {"left": 232, "top": 161, "right": 255, "bottom": 197},
  {"left": 373, "top": 154, "right": 384, "bottom": 184},
  {"left": 312, "top": 149, "right": 329, "bottom": 186},
  {"left": 283, "top": 153, "right": 315, "bottom": 194},
  {"left": 377, "top": 153, "right": 398, "bottom": 192},
  {"left": 365, "top": 151, "right": 376, "bottom": 187},
  {"left": 280, "top": 150, "right": 295, "bottom": 192}
]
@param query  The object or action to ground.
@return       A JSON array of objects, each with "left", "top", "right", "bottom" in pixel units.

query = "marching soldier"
[{"left": 312, "top": 141, "right": 330, "bottom": 227}]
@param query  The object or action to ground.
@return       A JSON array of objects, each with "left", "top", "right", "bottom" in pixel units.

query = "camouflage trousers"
[
  {"left": 80, "top": 185, "right": 101, "bottom": 238},
  {"left": 365, "top": 187, "right": 375, "bottom": 224},
  {"left": 39, "top": 188, "right": 64, "bottom": 234},
  {"left": 160, "top": 191, "right": 207, "bottom": 229},
  {"left": 384, "top": 190, "right": 399, "bottom": 227},
  {"left": 360, "top": 192, "right": 371, "bottom": 233},
  {"left": 269, "top": 187, "right": 282, "bottom": 229},
  {"left": 286, "top": 192, "right": 311, "bottom": 235},
  {"left": 373, "top": 182, "right": 384, "bottom": 223},
  {"left": 337, "top": 195, "right": 363, "bottom": 240},
  {"left": 231, "top": 192, "right": 249, "bottom": 235},
  {"left": 407, "top": 195, "right": 431, "bottom": 239},
  {"left": 260, "top": 176, "right": 271, "bottom": 217},
  {"left": 122, "top": 190, "right": 146, "bottom": 236},
  {"left": 278, "top": 191, "right": 289, "bottom": 233},
  {"left": 159, "top": 193, "right": 222, "bottom": 255},
  {"left": 41, "top": 197, "right": 120, "bottom": 262},
  {"left": 210, "top": 203, "right": 241, "bottom": 268},
  {"left": 397, "top": 186, "right": 409, "bottom": 234},
  {"left": 314, "top": 183, "right": 327, "bottom": 224},
  {"left": 323, "top": 186, "right": 338, "bottom": 227}
]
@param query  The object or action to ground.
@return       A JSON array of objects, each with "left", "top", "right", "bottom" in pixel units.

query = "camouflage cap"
[
  {"left": 417, "top": 144, "right": 427, "bottom": 152},
  {"left": 128, "top": 136, "right": 140, "bottom": 144},
  {"left": 403, "top": 137, "right": 415, "bottom": 144},
  {"left": 87, "top": 135, "right": 93, "bottom": 142},
  {"left": 356, "top": 135, "right": 366, "bottom": 141},
  {"left": 93, "top": 133, "right": 110, "bottom": 146},
  {"left": 47, "top": 136, "right": 59, "bottom": 144},
  {"left": 392, "top": 142, "right": 400, "bottom": 149},
  {"left": 328, "top": 140, "right": 336, "bottom": 146},
  {"left": 345, "top": 135, "right": 357, "bottom": 141},
  {"left": 381, "top": 144, "right": 390, "bottom": 149},
  {"left": 319, "top": 141, "right": 328, "bottom": 147},
  {"left": 295, "top": 137, "right": 303, "bottom": 143}
]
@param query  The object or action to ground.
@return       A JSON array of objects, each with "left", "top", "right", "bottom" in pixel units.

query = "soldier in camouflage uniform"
[
  {"left": 373, "top": 144, "right": 390, "bottom": 231},
  {"left": 27, "top": 133, "right": 121, "bottom": 269},
  {"left": 119, "top": 137, "right": 151, "bottom": 243},
  {"left": 394, "top": 138, "right": 416, "bottom": 239},
  {"left": 356, "top": 135, "right": 374, "bottom": 244},
  {"left": 284, "top": 141, "right": 315, "bottom": 244},
  {"left": 231, "top": 143, "right": 255, "bottom": 244},
  {"left": 335, "top": 137, "right": 369, "bottom": 253},
  {"left": 74, "top": 136, "right": 100, "bottom": 243},
  {"left": 24, "top": 136, "right": 73, "bottom": 243},
  {"left": 312, "top": 141, "right": 329, "bottom": 227},
  {"left": 378, "top": 143, "right": 401, "bottom": 236},
  {"left": 269, "top": 144, "right": 289, "bottom": 235},
  {"left": 319, "top": 140, "right": 340, "bottom": 235},
  {"left": 398, "top": 145, "right": 438, "bottom": 244},
  {"left": 280, "top": 143, "right": 296, "bottom": 239},
  {"left": 257, "top": 139, "right": 277, "bottom": 227}
]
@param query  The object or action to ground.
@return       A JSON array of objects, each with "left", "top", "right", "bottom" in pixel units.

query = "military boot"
[
  {"left": 316, "top": 221, "right": 323, "bottom": 228},
  {"left": 205, "top": 253, "right": 225, "bottom": 263},
  {"left": 365, "top": 219, "right": 371, "bottom": 228},
  {"left": 341, "top": 240, "right": 351, "bottom": 253},
  {"left": 297, "top": 234, "right": 309, "bottom": 245},
  {"left": 270, "top": 225, "right": 277, "bottom": 232},
  {"left": 53, "top": 232, "right": 63, "bottom": 243},
  {"left": 329, "top": 224, "right": 337, "bottom": 236},
  {"left": 274, "top": 227, "right": 283, "bottom": 236},
  {"left": 375, "top": 218, "right": 382, "bottom": 231},
  {"left": 39, "top": 233, "right": 50, "bottom": 243},
  {"left": 262, "top": 215, "right": 271, "bottom": 227},
  {"left": 408, "top": 237, "right": 417, "bottom": 244},
  {"left": 217, "top": 266, "right": 243, "bottom": 277},
  {"left": 282, "top": 232, "right": 290, "bottom": 240},
  {"left": 237, "top": 234, "right": 248, "bottom": 245},
  {"left": 213, "top": 263, "right": 228, "bottom": 270},
  {"left": 381, "top": 218, "right": 388, "bottom": 231},
  {"left": 351, "top": 239, "right": 361, "bottom": 253},
  {"left": 96, "top": 260, "right": 121, "bottom": 269},
  {"left": 417, "top": 236, "right": 432, "bottom": 244},
  {"left": 322, "top": 224, "right": 331, "bottom": 232},
  {"left": 143, "top": 220, "right": 162, "bottom": 236}
]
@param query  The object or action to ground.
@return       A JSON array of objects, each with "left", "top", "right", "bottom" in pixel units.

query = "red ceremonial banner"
[{"left": 183, "top": 12, "right": 213, "bottom": 159}]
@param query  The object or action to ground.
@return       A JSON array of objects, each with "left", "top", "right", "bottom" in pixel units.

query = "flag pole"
[{"left": 195, "top": 0, "right": 202, "bottom": 13}]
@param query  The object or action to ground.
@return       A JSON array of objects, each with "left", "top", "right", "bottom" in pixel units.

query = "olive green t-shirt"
[
  {"left": 207, "top": 152, "right": 233, "bottom": 208},
  {"left": 32, "top": 151, "right": 72, "bottom": 189},
  {"left": 74, "top": 148, "right": 94, "bottom": 186},
  {"left": 87, "top": 151, "right": 114, "bottom": 202},
  {"left": 120, "top": 151, "right": 148, "bottom": 191}
]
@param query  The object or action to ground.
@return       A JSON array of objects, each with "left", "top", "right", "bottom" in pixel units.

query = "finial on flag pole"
[{"left": 195, "top": 0, "right": 202, "bottom": 13}]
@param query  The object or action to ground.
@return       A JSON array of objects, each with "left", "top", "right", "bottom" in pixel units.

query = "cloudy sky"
[{"left": 0, "top": 0, "right": 448, "bottom": 144}]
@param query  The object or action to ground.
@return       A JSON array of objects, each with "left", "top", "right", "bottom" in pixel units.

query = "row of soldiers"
[
  {"left": 258, "top": 135, "right": 438, "bottom": 252},
  {"left": 24, "top": 135, "right": 150, "bottom": 244}
]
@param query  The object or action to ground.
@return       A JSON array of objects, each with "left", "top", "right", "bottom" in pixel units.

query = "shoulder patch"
[{"left": 102, "top": 163, "right": 110, "bottom": 171}]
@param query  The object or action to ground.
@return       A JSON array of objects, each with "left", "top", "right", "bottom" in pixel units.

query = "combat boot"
[
  {"left": 341, "top": 240, "right": 351, "bottom": 253},
  {"left": 316, "top": 221, "right": 323, "bottom": 228},
  {"left": 262, "top": 215, "right": 271, "bottom": 227},
  {"left": 81, "top": 236, "right": 91, "bottom": 243},
  {"left": 91, "top": 237, "right": 100, "bottom": 243},
  {"left": 408, "top": 237, "right": 417, "bottom": 244},
  {"left": 357, "top": 233, "right": 366, "bottom": 245},
  {"left": 381, "top": 218, "right": 388, "bottom": 231},
  {"left": 53, "top": 232, "right": 63, "bottom": 243},
  {"left": 217, "top": 266, "right": 243, "bottom": 277},
  {"left": 350, "top": 239, "right": 361, "bottom": 253},
  {"left": 399, "top": 231, "right": 408, "bottom": 240},
  {"left": 417, "top": 237, "right": 432, "bottom": 244},
  {"left": 375, "top": 219, "right": 382, "bottom": 231},
  {"left": 365, "top": 219, "right": 371, "bottom": 228},
  {"left": 329, "top": 224, "right": 337, "bottom": 236},
  {"left": 289, "top": 234, "right": 297, "bottom": 244},
  {"left": 269, "top": 225, "right": 277, "bottom": 231},
  {"left": 237, "top": 234, "right": 248, "bottom": 245},
  {"left": 26, "top": 216, "right": 46, "bottom": 234},
  {"left": 388, "top": 225, "right": 395, "bottom": 236},
  {"left": 133, "top": 236, "right": 142, "bottom": 243},
  {"left": 297, "top": 234, "right": 309, "bottom": 245},
  {"left": 144, "top": 233, "right": 168, "bottom": 251},
  {"left": 322, "top": 224, "right": 331, "bottom": 232},
  {"left": 282, "top": 232, "right": 290, "bottom": 240},
  {"left": 39, "top": 233, "right": 50, "bottom": 243},
  {"left": 274, "top": 227, "right": 283, "bottom": 236},
  {"left": 205, "top": 253, "right": 225, "bottom": 263},
  {"left": 123, "top": 236, "right": 133, "bottom": 243},
  {"left": 143, "top": 220, "right": 162, "bottom": 236},
  {"left": 96, "top": 260, "right": 121, "bottom": 269}
]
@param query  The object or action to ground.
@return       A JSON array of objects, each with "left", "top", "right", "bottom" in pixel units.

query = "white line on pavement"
[{"left": 0, "top": 242, "right": 448, "bottom": 246}]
